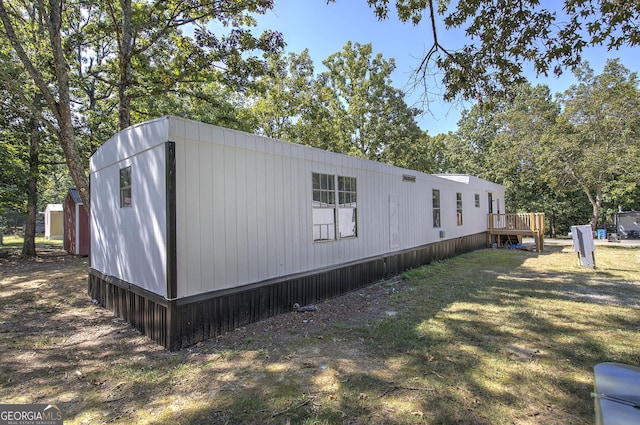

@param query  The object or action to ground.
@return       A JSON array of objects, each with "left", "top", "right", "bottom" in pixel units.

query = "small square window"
[{"left": 120, "top": 166, "right": 132, "bottom": 207}]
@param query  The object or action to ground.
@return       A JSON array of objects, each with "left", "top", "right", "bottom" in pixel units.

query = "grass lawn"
[
  {"left": 0, "top": 241, "right": 638, "bottom": 424},
  {"left": 1, "top": 234, "right": 63, "bottom": 250}
]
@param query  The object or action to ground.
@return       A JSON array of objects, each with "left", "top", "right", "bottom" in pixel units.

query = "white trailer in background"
[
  {"left": 615, "top": 211, "right": 640, "bottom": 239},
  {"left": 89, "top": 116, "right": 505, "bottom": 350}
]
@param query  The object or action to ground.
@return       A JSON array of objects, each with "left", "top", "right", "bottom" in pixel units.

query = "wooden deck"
[{"left": 488, "top": 213, "right": 545, "bottom": 252}]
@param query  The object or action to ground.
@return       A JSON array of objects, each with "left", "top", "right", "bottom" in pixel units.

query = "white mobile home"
[
  {"left": 616, "top": 211, "right": 640, "bottom": 238},
  {"left": 89, "top": 116, "right": 505, "bottom": 350}
]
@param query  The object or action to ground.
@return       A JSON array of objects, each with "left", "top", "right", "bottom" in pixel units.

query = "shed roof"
[
  {"left": 67, "top": 188, "right": 83, "bottom": 205},
  {"left": 44, "top": 204, "right": 63, "bottom": 213}
]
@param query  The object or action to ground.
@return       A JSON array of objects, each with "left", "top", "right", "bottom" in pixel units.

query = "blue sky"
[{"left": 255, "top": 0, "right": 640, "bottom": 135}]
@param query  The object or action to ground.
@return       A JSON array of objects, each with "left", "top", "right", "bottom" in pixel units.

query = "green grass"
[
  {"left": 1, "top": 234, "right": 63, "bottom": 250},
  {"left": 172, "top": 245, "right": 637, "bottom": 425},
  {"left": 352, "top": 247, "right": 640, "bottom": 424},
  {"left": 1, "top": 242, "right": 638, "bottom": 424}
]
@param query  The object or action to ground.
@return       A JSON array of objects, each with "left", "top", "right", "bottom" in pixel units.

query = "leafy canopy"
[{"left": 352, "top": 0, "right": 640, "bottom": 102}]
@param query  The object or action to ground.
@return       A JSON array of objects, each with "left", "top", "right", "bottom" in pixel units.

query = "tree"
[
  {"left": 134, "top": 80, "right": 256, "bottom": 132},
  {"left": 91, "top": 0, "right": 283, "bottom": 130},
  {"left": 310, "top": 41, "right": 423, "bottom": 160},
  {"left": 0, "top": 102, "right": 28, "bottom": 226},
  {"left": 490, "top": 84, "right": 560, "bottom": 212},
  {"left": 250, "top": 50, "right": 316, "bottom": 139},
  {"left": 352, "top": 0, "right": 640, "bottom": 102},
  {"left": 544, "top": 60, "right": 640, "bottom": 229},
  {"left": 0, "top": 0, "right": 92, "bottom": 210},
  {"left": 444, "top": 104, "right": 499, "bottom": 179},
  {"left": 0, "top": 0, "right": 283, "bottom": 211},
  {"left": 0, "top": 2, "right": 53, "bottom": 255}
]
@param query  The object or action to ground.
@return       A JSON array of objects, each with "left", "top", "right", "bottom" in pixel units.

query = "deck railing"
[
  {"left": 488, "top": 213, "right": 545, "bottom": 232},
  {"left": 488, "top": 213, "right": 545, "bottom": 251}
]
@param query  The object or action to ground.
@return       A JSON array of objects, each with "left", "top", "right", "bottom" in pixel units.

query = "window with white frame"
[
  {"left": 312, "top": 173, "right": 335, "bottom": 240},
  {"left": 475, "top": 193, "right": 480, "bottom": 208},
  {"left": 120, "top": 166, "right": 132, "bottom": 207},
  {"left": 312, "top": 173, "right": 357, "bottom": 241},
  {"left": 432, "top": 189, "right": 441, "bottom": 228},
  {"left": 456, "top": 192, "right": 463, "bottom": 226},
  {"left": 338, "top": 176, "right": 357, "bottom": 238}
]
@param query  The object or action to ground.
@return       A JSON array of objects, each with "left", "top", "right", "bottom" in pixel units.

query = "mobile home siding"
[
  {"left": 89, "top": 116, "right": 505, "bottom": 350},
  {"left": 90, "top": 123, "right": 169, "bottom": 297},
  {"left": 171, "top": 122, "right": 498, "bottom": 298}
]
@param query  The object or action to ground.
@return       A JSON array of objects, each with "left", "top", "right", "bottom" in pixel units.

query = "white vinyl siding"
[
  {"left": 90, "top": 117, "right": 506, "bottom": 300},
  {"left": 90, "top": 139, "right": 168, "bottom": 297}
]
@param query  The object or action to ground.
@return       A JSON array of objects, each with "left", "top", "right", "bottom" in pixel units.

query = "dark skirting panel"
[{"left": 88, "top": 232, "right": 487, "bottom": 351}]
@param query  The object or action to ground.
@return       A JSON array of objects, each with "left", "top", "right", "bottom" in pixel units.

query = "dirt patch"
[
  {"left": 3, "top": 245, "right": 638, "bottom": 424},
  {"left": 213, "top": 275, "right": 410, "bottom": 350},
  {"left": 0, "top": 248, "right": 416, "bottom": 423}
]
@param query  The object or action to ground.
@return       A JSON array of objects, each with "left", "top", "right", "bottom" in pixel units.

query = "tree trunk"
[
  {"left": 118, "top": 0, "right": 133, "bottom": 130},
  {"left": 0, "top": 0, "right": 91, "bottom": 211},
  {"left": 22, "top": 118, "right": 40, "bottom": 257},
  {"left": 549, "top": 210, "right": 556, "bottom": 238},
  {"left": 47, "top": 0, "right": 91, "bottom": 211},
  {"left": 590, "top": 187, "right": 602, "bottom": 230}
]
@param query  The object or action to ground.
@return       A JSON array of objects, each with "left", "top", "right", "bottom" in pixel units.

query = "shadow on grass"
[{"left": 1, "top": 245, "right": 638, "bottom": 424}]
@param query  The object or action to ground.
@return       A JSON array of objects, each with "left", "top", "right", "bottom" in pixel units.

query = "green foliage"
[
  {"left": 318, "top": 41, "right": 416, "bottom": 160},
  {"left": 442, "top": 60, "right": 640, "bottom": 233},
  {"left": 86, "top": 0, "right": 284, "bottom": 129},
  {"left": 490, "top": 84, "right": 560, "bottom": 213},
  {"left": 0, "top": 0, "right": 283, "bottom": 212},
  {"left": 443, "top": 105, "right": 499, "bottom": 179},
  {"left": 545, "top": 60, "right": 640, "bottom": 227},
  {"left": 250, "top": 41, "right": 430, "bottom": 167},
  {"left": 0, "top": 110, "right": 27, "bottom": 213},
  {"left": 249, "top": 49, "right": 317, "bottom": 139},
  {"left": 133, "top": 81, "right": 255, "bottom": 132},
  {"left": 355, "top": 1, "right": 640, "bottom": 103}
]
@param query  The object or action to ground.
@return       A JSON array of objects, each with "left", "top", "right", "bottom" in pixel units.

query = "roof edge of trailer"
[
  {"left": 91, "top": 115, "right": 504, "bottom": 190},
  {"left": 90, "top": 116, "right": 171, "bottom": 173}
]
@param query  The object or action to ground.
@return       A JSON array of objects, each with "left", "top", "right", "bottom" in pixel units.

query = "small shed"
[
  {"left": 64, "top": 188, "right": 89, "bottom": 256},
  {"left": 44, "top": 204, "right": 63, "bottom": 240}
]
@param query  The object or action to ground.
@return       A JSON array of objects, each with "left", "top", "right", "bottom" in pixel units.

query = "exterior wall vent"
[{"left": 439, "top": 230, "right": 446, "bottom": 239}]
